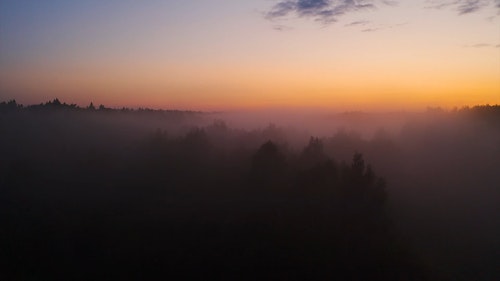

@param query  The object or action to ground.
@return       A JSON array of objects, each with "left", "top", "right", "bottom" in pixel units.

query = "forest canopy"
[{"left": 1, "top": 100, "right": 499, "bottom": 280}]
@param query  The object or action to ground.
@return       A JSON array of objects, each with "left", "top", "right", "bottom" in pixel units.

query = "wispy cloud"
[
  {"left": 273, "top": 24, "right": 294, "bottom": 31},
  {"left": 265, "top": 0, "right": 394, "bottom": 24},
  {"left": 426, "top": 0, "right": 499, "bottom": 15},
  {"left": 470, "top": 43, "right": 492, "bottom": 47},
  {"left": 361, "top": 22, "right": 408, "bottom": 32},
  {"left": 464, "top": 43, "right": 500, "bottom": 47},
  {"left": 380, "top": 0, "right": 399, "bottom": 6},
  {"left": 361, "top": 27, "right": 380, "bottom": 32},
  {"left": 345, "top": 20, "right": 371, "bottom": 26}
]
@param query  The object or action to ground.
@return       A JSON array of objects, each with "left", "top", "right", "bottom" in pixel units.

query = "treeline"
[
  {"left": 2, "top": 99, "right": 500, "bottom": 119},
  {"left": 0, "top": 98, "right": 203, "bottom": 116}
]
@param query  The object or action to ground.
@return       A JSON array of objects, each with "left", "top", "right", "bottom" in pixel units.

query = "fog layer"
[{"left": 1, "top": 100, "right": 499, "bottom": 280}]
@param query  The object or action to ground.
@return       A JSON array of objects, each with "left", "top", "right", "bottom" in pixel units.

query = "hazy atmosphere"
[{"left": 1, "top": 1, "right": 499, "bottom": 280}]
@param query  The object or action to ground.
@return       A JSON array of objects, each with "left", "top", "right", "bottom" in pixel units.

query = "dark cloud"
[
  {"left": 265, "top": 0, "right": 499, "bottom": 29},
  {"left": 456, "top": 0, "right": 489, "bottom": 14},
  {"left": 265, "top": 0, "right": 393, "bottom": 24},
  {"left": 426, "top": 0, "right": 499, "bottom": 15}
]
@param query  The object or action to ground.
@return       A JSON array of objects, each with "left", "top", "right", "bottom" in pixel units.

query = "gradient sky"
[{"left": 1, "top": 0, "right": 499, "bottom": 110}]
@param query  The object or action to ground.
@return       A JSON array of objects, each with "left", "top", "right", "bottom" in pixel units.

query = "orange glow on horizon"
[{"left": 1, "top": 1, "right": 499, "bottom": 111}]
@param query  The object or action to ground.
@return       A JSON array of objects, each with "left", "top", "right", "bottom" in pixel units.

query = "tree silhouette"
[
  {"left": 298, "top": 137, "right": 329, "bottom": 169},
  {"left": 0, "top": 100, "right": 22, "bottom": 111},
  {"left": 250, "top": 140, "right": 287, "bottom": 186}
]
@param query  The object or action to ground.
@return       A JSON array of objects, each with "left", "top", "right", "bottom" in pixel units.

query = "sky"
[{"left": 0, "top": 0, "right": 499, "bottom": 111}]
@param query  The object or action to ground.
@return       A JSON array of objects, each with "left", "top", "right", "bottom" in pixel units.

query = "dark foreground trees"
[{"left": 0, "top": 106, "right": 430, "bottom": 280}]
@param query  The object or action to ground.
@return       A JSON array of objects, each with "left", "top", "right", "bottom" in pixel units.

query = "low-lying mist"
[{"left": 1, "top": 100, "right": 499, "bottom": 280}]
